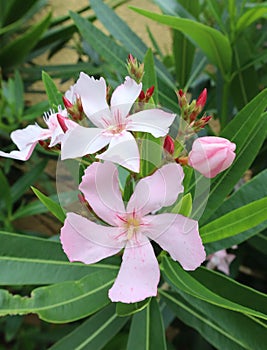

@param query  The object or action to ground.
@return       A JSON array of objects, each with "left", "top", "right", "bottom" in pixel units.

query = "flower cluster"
[{"left": 0, "top": 56, "right": 237, "bottom": 303}]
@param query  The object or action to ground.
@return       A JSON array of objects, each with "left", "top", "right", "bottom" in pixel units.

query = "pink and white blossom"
[
  {"left": 0, "top": 110, "right": 77, "bottom": 161},
  {"left": 206, "top": 249, "right": 236, "bottom": 275},
  {"left": 60, "top": 161, "right": 205, "bottom": 303},
  {"left": 188, "top": 136, "right": 236, "bottom": 178},
  {"left": 61, "top": 73, "right": 175, "bottom": 172}
]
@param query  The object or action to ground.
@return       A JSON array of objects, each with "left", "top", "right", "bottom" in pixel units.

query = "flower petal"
[
  {"left": 61, "top": 124, "right": 111, "bottom": 160},
  {"left": 75, "top": 72, "right": 110, "bottom": 127},
  {"left": 144, "top": 213, "right": 205, "bottom": 270},
  {"left": 79, "top": 162, "right": 126, "bottom": 226},
  {"left": 108, "top": 236, "right": 160, "bottom": 303},
  {"left": 60, "top": 212, "right": 123, "bottom": 264},
  {"left": 127, "top": 109, "right": 176, "bottom": 137},
  {"left": 0, "top": 124, "right": 48, "bottom": 161},
  {"left": 97, "top": 131, "right": 140, "bottom": 173},
  {"left": 111, "top": 76, "right": 142, "bottom": 118},
  {"left": 127, "top": 163, "right": 184, "bottom": 216}
]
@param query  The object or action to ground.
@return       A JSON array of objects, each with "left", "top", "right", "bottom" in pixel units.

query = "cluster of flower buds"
[
  {"left": 62, "top": 95, "right": 85, "bottom": 121},
  {"left": 138, "top": 86, "right": 155, "bottom": 103},
  {"left": 126, "top": 53, "right": 144, "bottom": 83},
  {"left": 177, "top": 88, "right": 211, "bottom": 132}
]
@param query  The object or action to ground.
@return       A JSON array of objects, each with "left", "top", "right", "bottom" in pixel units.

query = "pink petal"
[
  {"left": 108, "top": 236, "right": 160, "bottom": 303},
  {"left": 61, "top": 124, "right": 111, "bottom": 160},
  {"left": 75, "top": 72, "right": 110, "bottom": 127},
  {"left": 111, "top": 76, "right": 142, "bottom": 118},
  {"left": 127, "top": 109, "right": 176, "bottom": 137},
  {"left": 97, "top": 131, "right": 140, "bottom": 173},
  {"left": 0, "top": 143, "right": 38, "bottom": 161},
  {"left": 127, "top": 163, "right": 184, "bottom": 216},
  {"left": 60, "top": 212, "right": 123, "bottom": 264},
  {"left": 79, "top": 162, "right": 126, "bottom": 226},
  {"left": 144, "top": 213, "right": 206, "bottom": 270}
]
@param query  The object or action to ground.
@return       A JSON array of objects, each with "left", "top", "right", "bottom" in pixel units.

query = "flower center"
[
  {"left": 102, "top": 109, "right": 127, "bottom": 135},
  {"left": 125, "top": 216, "right": 141, "bottom": 240}
]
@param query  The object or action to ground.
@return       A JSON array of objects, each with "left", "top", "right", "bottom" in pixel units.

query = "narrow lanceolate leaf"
[
  {"left": 143, "top": 48, "right": 158, "bottom": 105},
  {"left": 42, "top": 71, "right": 63, "bottom": 107},
  {"left": 198, "top": 89, "right": 267, "bottom": 225},
  {"left": 0, "top": 13, "right": 51, "bottom": 69},
  {"left": 88, "top": 0, "right": 178, "bottom": 112},
  {"left": 130, "top": 7, "right": 232, "bottom": 76},
  {"left": 162, "top": 256, "right": 267, "bottom": 320},
  {"left": 200, "top": 197, "right": 267, "bottom": 243},
  {"left": 116, "top": 298, "right": 151, "bottom": 317},
  {"left": 161, "top": 290, "right": 267, "bottom": 350},
  {"left": 0, "top": 231, "right": 119, "bottom": 285},
  {"left": 49, "top": 304, "right": 129, "bottom": 350},
  {"left": 236, "top": 6, "right": 267, "bottom": 33},
  {"left": 127, "top": 298, "right": 167, "bottom": 350},
  {"left": 0, "top": 170, "right": 12, "bottom": 216},
  {"left": 31, "top": 186, "right": 66, "bottom": 223},
  {"left": 205, "top": 169, "right": 267, "bottom": 254},
  {"left": 0, "top": 270, "right": 118, "bottom": 323}
]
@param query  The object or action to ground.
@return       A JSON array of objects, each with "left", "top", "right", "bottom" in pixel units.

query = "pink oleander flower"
[
  {"left": 0, "top": 110, "right": 77, "bottom": 161},
  {"left": 206, "top": 249, "right": 236, "bottom": 275},
  {"left": 188, "top": 136, "right": 236, "bottom": 178},
  {"left": 61, "top": 73, "right": 175, "bottom": 172},
  {"left": 60, "top": 161, "right": 205, "bottom": 303}
]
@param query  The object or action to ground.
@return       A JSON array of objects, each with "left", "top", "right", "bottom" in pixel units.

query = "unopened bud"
[
  {"left": 126, "top": 54, "right": 144, "bottom": 83},
  {"left": 176, "top": 156, "right": 188, "bottom": 166},
  {"left": 57, "top": 114, "right": 68, "bottom": 133},
  {"left": 163, "top": 135, "right": 174, "bottom": 155},
  {"left": 62, "top": 96, "right": 73, "bottom": 109},
  {"left": 177, "top": 89, "right": 187, "bottom": 108},
  {"left": 196, "top": 88, "right": 207, "bottom": 109}
]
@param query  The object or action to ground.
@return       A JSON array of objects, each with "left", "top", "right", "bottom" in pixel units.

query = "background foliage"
[{"left": 0, "top": 0, "right": 266, "bottom": 349}]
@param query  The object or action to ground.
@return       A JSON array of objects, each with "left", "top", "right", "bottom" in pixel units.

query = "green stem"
[{"left": 220, "top": 80, "right": 231, "bottom": 130}]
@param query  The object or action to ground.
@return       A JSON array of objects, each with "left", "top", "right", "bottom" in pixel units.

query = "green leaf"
[
  {"left": 116, "top": 298, "right": 151, "bottom": 317},
  {"left": 88, "top": 0, "right": 178, "bottom": 111},
  {"left": 31, "top": 186, "right": 66, "bottom": 223},
  {"left": 49, "top": 304, "right": 128, "bottom": 350},
  {"left": 0, "top": 170, "right": 12, "bottom": 216},
  {"left": 206, "top": 169, "right": 267, "bottom": 253},
  {"left": 200, "top": 197, "right": 267, "bottom": 243},
  {"left": 0, "top": 231, "right": 119, "bottom": 285},
  {"left": 143, "top": 48, "right": 158, "bottom": 105},
  {"left": 198, "top": 89, "right": 267, "bottom": 225},
  {"left": 248, "top": 233, "right": 267, "bottom": 255},
  {"left": 10, "top": 160, "right": 47, "bottom": 203},
  {"left": 162, "top": 256, "right": 267, "bottom": 320},
  {"left": 42, "top": 71, "right": 63, "bottom": 107},
  {"left": 127, "top": 298, "right": 167, "bottom": 350},
  {"left": 171, "top": 192, "right": 192, "bottom": 217},
  {"left": 0, "top": 12, "right": 51, "bottom": 69},
  {"left": 0, "top": 270, "right": 118, "bottom": 323},
  {"left": 191, "top": 267, "right": 267, "bottom": 317},
  {"left": 130, "top": 7, "right": 232, "bottom": 76},
  {"left": 139, "top": 133, "right": 163, "bottom": 177},
  {"left": 236, "top": 6, "right": 267, "bottom": 33},
  {"left": 161, "top": 290, "right": 267, "bottom": 350}
]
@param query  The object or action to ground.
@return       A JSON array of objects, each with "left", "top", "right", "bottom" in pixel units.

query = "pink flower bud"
[
  {"left": 62, "top": 96, "right": 73, "bottom": 109},
  {"left": 188, "top": 136, "right": 236, "bottom": 178},
  {"left": 196, "top": 88, "right": 207, "bottom": 109},
  {"left": 146, "top": 85, "right": 154, "bottom": 99},
  {"left": 57, "top": 114, "right": 68, "bottom": 133},
  {"left": 163, "top": 135, "right": 174, "bottom": 155}
]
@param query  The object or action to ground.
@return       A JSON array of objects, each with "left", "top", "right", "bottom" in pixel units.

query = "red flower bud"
[
  {"left": 196, "top": 88, "right": 207, "bottom": 109},
  {"left": 57, "top": 114, "right": 68, "bottom": 133},
  {"left": 163, "top": 135, "right": 174, "bottom": 155},
  {"left": 146, "top": 85, "right": 154, "bottom": 99},
  {"left": 62, "top": 96, "right": 73, "bottom": 109}
]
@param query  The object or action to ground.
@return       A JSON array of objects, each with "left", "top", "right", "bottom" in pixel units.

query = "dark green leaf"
[
  {"left": 127, "top": 298, "right": 167, "bottom": 350},
  {"left": 49, "top": 304, "right": 128, "bottom": 350},
  {"left": 116, "top": 298, "right": 151, "bottom": 317},
  {"left": 143, "top": 48, "right": 158, "bottom": 104},
  {"left": 42, "top": 71, "right": 63, "bottom": 107}
]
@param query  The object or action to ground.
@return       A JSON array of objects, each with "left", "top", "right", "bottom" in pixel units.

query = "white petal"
[
  {"left": 111, "top": 76, "right": 142, "bottom": 118},
  {"left": 61, "top": 124, "right": 111, "bottom": 160},
  {"left": 75, "top": 72, "right": 110, "bottom": 127},
  {"left": 97, "top": 131, "right": 140, "bottom": 172},
  {"left": 127, "top": 109, "right": 176, "bottom": 137}
]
